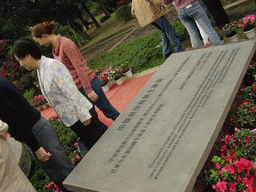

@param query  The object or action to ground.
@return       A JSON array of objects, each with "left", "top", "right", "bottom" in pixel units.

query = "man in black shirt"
[{"left": 0, "top": 77, "right": 74, "bottom": 192}]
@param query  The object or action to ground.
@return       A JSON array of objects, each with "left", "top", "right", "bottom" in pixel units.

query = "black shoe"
[
  {"left": 163, "top": 52, "right": 171, "bottom": 58},
  {"left": 77, "top": 138, "right": 89, "bottom": 158}
]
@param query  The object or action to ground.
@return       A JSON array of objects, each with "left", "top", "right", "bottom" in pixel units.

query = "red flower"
[
  {"left": 237, "top": 175, "right": 241, "bottom": 182},
  {"left": 250, "top": 107, "right": 255, "bottom": 111},
  {"left": 229, "top": 182, "right": 236, "bottom": 192},
  {"left": 253, "top": 87, "right": 256, "bottom": 92},
  {"left": 242, "top": 101, "right": 249, "bottom": 105},
  {"left": 247, "top": 136, "right": 251, "bottom": 142},
  {"left": 220, "top": 145, "right": 228, "bottom": 152},
  {"left": 225, "top": 135, "right": 233, "bottom": 144}
]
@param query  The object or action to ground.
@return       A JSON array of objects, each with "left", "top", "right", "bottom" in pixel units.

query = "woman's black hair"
[{"left": 11, "top": 37, "right": 42, "bottom": 60}]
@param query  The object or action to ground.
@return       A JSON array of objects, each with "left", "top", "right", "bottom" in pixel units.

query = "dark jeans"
[
  {"left": 70, "top": 107, "right": 104, "bottom": 149},
  {"left": 152, "top": 16, "right": 183, "bottom": 57},
  {"left": 28, "top": 117, "right": 75, "bottom": 192},
  {"left": 80, "top": 76, "right": 120, "bottom": 122}
]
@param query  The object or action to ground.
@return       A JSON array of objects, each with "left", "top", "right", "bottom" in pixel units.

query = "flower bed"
[{"left": 194, "top": 51, "right": 256, "bottom": 192}]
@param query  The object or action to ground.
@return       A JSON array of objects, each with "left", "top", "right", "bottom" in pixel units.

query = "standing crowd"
[{"left": 0, "top": 0, "right": 230, "bottom": 191}]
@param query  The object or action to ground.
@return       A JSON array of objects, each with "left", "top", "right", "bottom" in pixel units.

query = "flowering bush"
[
  {"left": 0, "top": 39, "right": 11, "bottom": 62},
  {"left": 205, "top": 128, "right": 256, "bottom": 192},
  {"left": 205, "top": 155, "right": 256, "bottom": 192},
  {"left": 99, "top": 75, "right": 109, "bottom": 86},
  {"left": 238, "top": 15, "right": 256, "bottom": 32},
  {"left": 221, "top": 21, "right": 239, "bottom": 38},
  {"left": 108, "top": 68, "right": 124, "bottom": 80},
  {"left": 228, "top": 101, "right": 256, "bottom": 130},
  {"left": 0, "top": 61, "right": 40, "bottom": 94},
  {"left": 244, "top": 64, "right": 256, "bottom": 86},
  {"left": 240, "top": 84, "right": 256, "bottom": 103},
  {"left": 222, "top": 128, "right": 256, "bottom": 161},
  {"left": 119, "top": 61, "right": 130, "bottom": 73},
  {"left": 29, "top": 95, "right": 47, "bottom": 108}
]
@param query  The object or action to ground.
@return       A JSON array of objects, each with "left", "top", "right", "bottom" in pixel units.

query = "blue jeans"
[
  {"left": 177, "top": 1, "right": 222, "bottom": 47},
  {"left": 80, "top": 76, "right": 120, "bottom": 123},
  {"left": 152, "top": 16, "right": 183, "bottom": 56},
  {"left": 27, "top": 117, "right": 75, "bottom": 192}
]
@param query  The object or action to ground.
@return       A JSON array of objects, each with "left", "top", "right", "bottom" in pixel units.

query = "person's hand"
[
  {"left": 160, "top": 5, "right": 166, "bottom": 10},
  {"left": 88, "top": 91, "right": 98, "bottom": 102},
  {"left": 82, "top": 119, "right": 91, "bottom": 126},
  {"left": 35, "top": 147, "right": 52, "bottom": 162}
]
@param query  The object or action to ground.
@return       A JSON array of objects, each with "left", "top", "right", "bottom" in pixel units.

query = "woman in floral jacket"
[{"left": 11, "top": 37, "right": 104, "bottom": 149}]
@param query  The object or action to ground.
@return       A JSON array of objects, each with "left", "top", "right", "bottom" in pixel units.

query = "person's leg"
[
  {"left": 207, "top": 0, "right": 230, "bottom": 29},
  {"left": 70, "top": 107, "right": 104, "bottom": 149},
  {"left": 153, "top": 16, "right": 183, "bottom": 54},
  {"left": 195, "top": 20, "right": 210, "bottom": 46},
  {"left": 151, "top": 21, "right": 171, "bottom": 57},
  {"left": 178, "top": 8, "right": 203, "bottom": 47},
  {"left": 80, "top": 76, "right": 120, "bottom": 121},
  {"left": 190, "top": 1, "right": 222, "bottom": 45},
  {"left": 30, "top": 117, "right": 75, "bottom": 192}
]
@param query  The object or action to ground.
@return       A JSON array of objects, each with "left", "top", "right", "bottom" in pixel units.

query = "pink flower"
[
  {"left": 244, "top": 17, "right": 249, "bottom": 24},
  {"left": 238, "top": 23, "right": 244, "bottom": 28},
  {"left": 235, "top": 127, "right": 240, "bottom": 132},
  {"left": 46, "top": 182, "right": 55, "bottom": 189},
  {"left": 250, "top": 107, "right": 255, "bottom": 111},
  {"left": 76, "top": 155, "right": 81, "bottom": 161},
  {"left": 212, "top": 180, "right": 227, "bottom": 192},
  {"left": 74, "top": 142, "right": 78, "bottom": 147}
]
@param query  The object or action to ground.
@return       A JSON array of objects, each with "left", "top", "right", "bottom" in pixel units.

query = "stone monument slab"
[{"left": 63, "top": 41, "right": 256, "bottom": 192}]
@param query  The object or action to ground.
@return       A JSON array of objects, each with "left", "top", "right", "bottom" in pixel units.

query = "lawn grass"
[{"left": 87, "top": 23, "right": 190, "bottom": 74}]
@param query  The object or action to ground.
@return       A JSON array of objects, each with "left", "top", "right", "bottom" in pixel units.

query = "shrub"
[
  {"left": 227, "top": 101, "right": 256, "bottom": 131},
  {"left": 115, "top": 5, "right": 131, "bottom": 22},
  {"left": 0, "top": 39, "right": 11, "bottom": 63},
  {"left": 0, "top": 60, "right": 41, "bottom": 94}
]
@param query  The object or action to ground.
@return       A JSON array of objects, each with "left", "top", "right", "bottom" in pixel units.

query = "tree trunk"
[
  {"left": 81, "top": 2, "right": 100, "bottom": 28},
  {"left": 67, "top": 19, "right": 92, "bottom": 40},
  {"left": 97, "top": 0, "right": 110, "bottom": 17}
]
